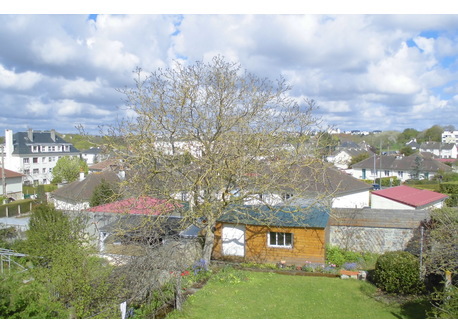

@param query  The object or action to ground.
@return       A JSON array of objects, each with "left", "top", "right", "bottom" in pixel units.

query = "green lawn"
[{"left": 168, "top": 269, "right": 428, "bottom": 319}]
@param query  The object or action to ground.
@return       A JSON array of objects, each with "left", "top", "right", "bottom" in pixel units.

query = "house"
[
  {"left": 50, "top": 170, "right": 121, "bottom": 210},
  {"left": 212, "top": 205, "right": 330, "bottom": 265},
  {"left": 243, "top": 165, "right": 372, "bottom": 209},
  {"left": 84, "top": 197, "right": 195, "bottom": 253},
  {"left": 419, "top": 142, "right": 457, "bottom": 159},
  {"left": 3, "top": 129, "right": 80, "bottom": 185},
  {"left": 327, "top": 148, "right": 373, "bottom": 170},
  {"left": 0, "top": 168, "right": 24, "bottom": 200},
  {"left": 405, "top": 139, "right": 420, "bottom": 151},
  {"left": 88, "top": 158, "right": 124, "bottom": 175},
  {"left": 370, "top": 185, "right": 448, "bottom": 210},
  {"left": 80, "top": 147, "right": 109, "bottom": 166},
  {"left": 350, "top": 153, "right": 452, "bottom": 182},
  {"left": 441, "top": 130, "right": 458, "bottom": 144}
]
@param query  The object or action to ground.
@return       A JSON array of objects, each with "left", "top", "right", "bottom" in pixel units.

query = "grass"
[{"left": 168, "top": 268, "right": 429, "bottom": 319}]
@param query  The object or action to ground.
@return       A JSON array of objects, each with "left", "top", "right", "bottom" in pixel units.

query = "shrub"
[{"left": 372, "top": 251, "right": 424, "bottom": 295}]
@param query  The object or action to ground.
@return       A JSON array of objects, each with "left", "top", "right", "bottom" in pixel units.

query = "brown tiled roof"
[
  {"left": 88, "top": 158, "right": 121, "bottom": 172},
  {"left": 51, "top": 171, "right": 120, "bottom": 203},
  {"left": 1, "top": 168, "right": 24, "bottom": 178}
]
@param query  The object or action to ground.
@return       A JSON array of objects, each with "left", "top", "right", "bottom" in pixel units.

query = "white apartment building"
[
  {"left": 441, "top": 130, "right": 458, "bottom": 144},
  {"left": 3, "top": 129, "right": 80, "bottom": 185}
]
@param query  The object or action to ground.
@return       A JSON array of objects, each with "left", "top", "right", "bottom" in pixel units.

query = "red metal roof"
[
  {"left": 371, "top": 185, "right": 448, "bottom": 208},
  {"left": 86, "top": 197, "right": 178, "bottom": 215}
]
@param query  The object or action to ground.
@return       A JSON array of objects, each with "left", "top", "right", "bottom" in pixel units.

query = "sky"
[{"left": 2, "top": 2, "right": 458, "bottom": 135}]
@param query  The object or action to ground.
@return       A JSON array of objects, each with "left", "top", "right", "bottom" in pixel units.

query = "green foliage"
[
  {"left": 51, "top": 156, "right": 88, "bottom": 184},
  {"left": 375, "top": 176, "right": 401, "bottom": 187},
  {"left": 8, "top": 204, "right": 123, "bottom": 318},
  {"left": 426, "top": 208, "right": 458, "bottom": 275},
  {"left": 399, "top": 146, "right": 414, "bottom": 156},
  {"left": 0, "top": 199, "right": 34, "bottom": 218},
  {"left": 397, "top": 128, "right": 420, "bottom": 144},
  {"left": 36, "top": 185, "right": 46, "bottom": 204},
  {"left": 349, "top": 152, "right": 370, "bottom": 168},
  {"left": 325, "top": 245, "right": 379, "bottom": 270},
  {"left": 89, "top": 178, "right": 120, "bottom": 207},
  {"left": 373, "top": 251, "right": 424, "bottom": 295},
  {"left": 213, "top": 266, "right": 249, "bottom": 284},
  {"left": 0, "top": 275, "right": 69, "bottom": 319},
  {"left": 428, "top": 285, "right": 458, "bottom": 319},
  {"left": 418, "top": 125, "right": 443, "bottom": 143},
  {"left": 439, "top": 181, "right": 458, "bottom": 195}
]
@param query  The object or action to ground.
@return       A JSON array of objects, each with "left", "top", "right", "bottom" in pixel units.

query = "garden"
[{"left": 127, "top": 246, "right": 444, "bottom": 319}]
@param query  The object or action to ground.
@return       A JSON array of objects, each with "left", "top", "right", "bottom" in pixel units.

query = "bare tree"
[{"left": 105, "top": 56, "right": 334, "bottom": 263}]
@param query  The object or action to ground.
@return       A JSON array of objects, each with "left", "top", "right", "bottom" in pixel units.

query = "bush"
[
  {"left": 325, "top": 245, "right": 379, "bottom": 270},
  {"left": 372, "top": 251, "right": 424, "bottom": 295}
]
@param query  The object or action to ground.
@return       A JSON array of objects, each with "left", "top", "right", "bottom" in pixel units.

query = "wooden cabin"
[{"left": 212, "top": 205, "right": 329, "bottom": 265}]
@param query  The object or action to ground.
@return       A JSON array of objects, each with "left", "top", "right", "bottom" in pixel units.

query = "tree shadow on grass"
[{"left": 396, "top": 298, "right": 431, "bottom": 319}]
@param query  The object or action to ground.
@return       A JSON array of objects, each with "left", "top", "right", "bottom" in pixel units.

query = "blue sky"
[{"left": 1, "top": 4, "right": 458, "bottom": 135}]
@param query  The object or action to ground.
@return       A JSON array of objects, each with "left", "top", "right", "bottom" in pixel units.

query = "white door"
[{"left": 222, "top": 224, "right": 245, "bottom": 257}]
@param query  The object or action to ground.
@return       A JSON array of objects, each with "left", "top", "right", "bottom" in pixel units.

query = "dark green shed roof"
[{"left": 217, "top": 205, "right": 330, "bottom": 229}]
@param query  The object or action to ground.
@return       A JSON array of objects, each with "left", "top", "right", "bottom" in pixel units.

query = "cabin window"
[{"left": 268, "top": 232, "right": 293, "bottom": 248}]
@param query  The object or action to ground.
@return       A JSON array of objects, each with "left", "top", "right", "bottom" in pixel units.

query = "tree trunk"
[{"left": 202, "top": 223, "right": 215, "bottom": 263}]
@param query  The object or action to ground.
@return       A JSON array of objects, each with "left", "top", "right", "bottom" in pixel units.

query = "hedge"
[{"left": 0, "top": 199, "right": 35, "bottom": 218}]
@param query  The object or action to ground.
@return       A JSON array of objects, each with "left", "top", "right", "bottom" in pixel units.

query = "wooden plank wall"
[{"left": 213, "top": 222, "right": 326, "bottom": 265}]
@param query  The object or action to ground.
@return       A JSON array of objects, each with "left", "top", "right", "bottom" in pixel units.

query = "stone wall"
[{"left": 326, "top": 208, "right": 430, "bottom": 254}]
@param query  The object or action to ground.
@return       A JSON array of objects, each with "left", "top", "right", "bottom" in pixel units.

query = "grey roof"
[
  {"left": 351, "top": 153, "right": 452, "bottom": 173},
  {"left": 51, "top": 171, "right": 120, "bottom": 203},
  {"left": 12, "top": 130, "right": 79, "bottom": 155},
  {"left": 98, "top": 214, "right": 183, "bottom": 236},
  {"left": 337, "top": 148, "right": 373, "bottom": 158},
  {"left": 81, "top": 147, "right": 102, "bottom": 154},
  {"left": 218, "top": 205, "right": 330, "bottom": 228}
]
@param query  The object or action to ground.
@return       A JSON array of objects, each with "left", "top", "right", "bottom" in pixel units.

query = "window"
[
  {"left": 268, "top": 232, "right": 293, "bottom": 248},
  {"left": 398, "top": 171, "right": 403, "bottom": 178},
  {"left": 31, "top": 145, "right": 39, "bottom": 152},
  {"left": 282, "top": 193, "right": 293, "bottom": 201},
  {"left": 33, "top": 157, "right": 38, "bottom": 164},
  {"left": 24, "top": 169, "right": 30, "bottom": 175},
  {"left": 42, "top": 168, "right": 46, "bottom": 173},
  {"left": 42, "top": 157, "right": 46, "bottom": 163},
  {"left": 33, "top": 168, "right": 39, "bottom": 175},
  {"left": 384, "top": 170, "right": 390, "bottom": 176},
  {"left": 23, "top": 158, "right": 29, "bottom": 164}
]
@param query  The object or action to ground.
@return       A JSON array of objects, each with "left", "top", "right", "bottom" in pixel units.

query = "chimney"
[
  {"left": 51, "top": 129, "right": 56, "bottom": 142},
  {"left": 4, "top": 129, "right": 13, "bottom": 158},
  {"left": 28, "top": 128, "right": 33, "bottom": 142}
]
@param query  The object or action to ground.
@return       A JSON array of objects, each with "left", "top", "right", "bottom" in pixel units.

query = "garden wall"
[{"left": 326, "top": 208, "right": 429, "bottom": 254}]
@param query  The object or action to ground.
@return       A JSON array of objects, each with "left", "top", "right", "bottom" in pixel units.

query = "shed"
[{"left": 212, "top": 205, "right": 330, "bottom": 265}]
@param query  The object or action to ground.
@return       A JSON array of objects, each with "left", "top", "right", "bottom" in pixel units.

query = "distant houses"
[{"left": 350, "top": 153, "right": 452, "bottom": 182}]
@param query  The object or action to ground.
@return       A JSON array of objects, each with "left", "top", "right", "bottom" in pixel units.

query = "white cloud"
[
  {"left": 0, "top": 65, "right": 42, "bottom": 90},
  {"left": 1, "top": 14, "right": 458, "bottom": 133}
]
